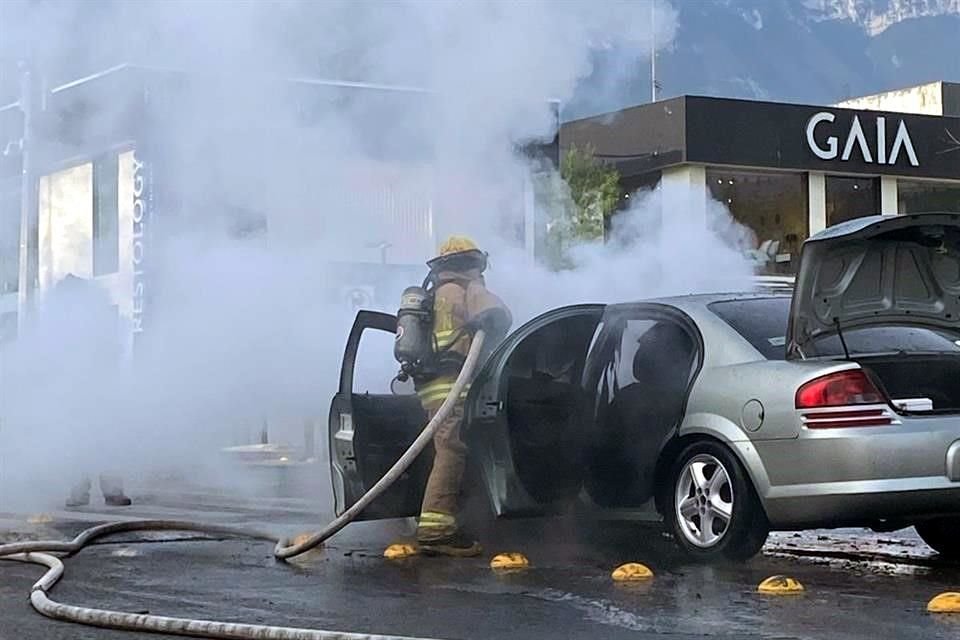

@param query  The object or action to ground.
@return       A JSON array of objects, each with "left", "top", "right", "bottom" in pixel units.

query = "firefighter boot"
[
  {"left": 416, "top": 512, "right": 481, "bottom": 557},
  {"left": 65, "top": 477, "right": 92, "bottom": 508},
  {"left": 100, "top": 474, "right": 132, "bottom": 507},
  {"left": 418, "top": 531, "right": 482, "bottom": 558}
]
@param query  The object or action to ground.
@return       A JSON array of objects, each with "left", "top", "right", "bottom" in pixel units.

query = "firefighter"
[
  {"left": 51, "top": 274, "right": 133, "bottom": 508},
  {"left": 414, "top": 236, "right": 511, "bottom": 556}
]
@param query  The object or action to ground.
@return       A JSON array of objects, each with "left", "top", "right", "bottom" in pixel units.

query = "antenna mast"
[{"left": 651, "top": 0, "right": 658, "bottom": 102}]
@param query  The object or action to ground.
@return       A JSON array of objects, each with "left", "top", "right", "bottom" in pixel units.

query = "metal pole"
[
  {"left": 16, "top": 61, "right": 38, "bottom": 331},
  {"left": 303, "top": 417, "right": 315, "bottom": 461},
  {"left": 523, "top": 170, "right": 535, "bottom": 259},
  {"left": 651, "top": 1, "right": 657, "bottom": 103}
]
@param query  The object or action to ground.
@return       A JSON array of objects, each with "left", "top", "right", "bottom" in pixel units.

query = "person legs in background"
[{"left": 66, "top": 473, "right": 132, "bottom": 508}]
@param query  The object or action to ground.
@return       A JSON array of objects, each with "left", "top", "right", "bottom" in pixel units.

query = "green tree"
[{"left": 542, "top": 144, "right": 622, "bottom": 270}]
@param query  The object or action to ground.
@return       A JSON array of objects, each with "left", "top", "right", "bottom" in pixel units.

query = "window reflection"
[
  {"left": 39, "top": 162, "right": 94, "bottom": 286},
  {"left": 0, "top": 183, "right": 18, "bottom": 294},
  {"left": 38, "top": 154, "right": 124, "bottom": 287},
  {"left": 93, "top": 154, "right": 119, "bottom": 276},
  {"left": 707, "top": 169, "right": 808, "bottom": 275},
  {"left": 826, "top": 175, "right": 878, "bottom": 226},
  {"left": 898, "top": 180, "right": 960, "bottom": 214}
]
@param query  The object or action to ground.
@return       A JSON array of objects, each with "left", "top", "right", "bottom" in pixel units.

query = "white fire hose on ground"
[{"left": 0, "top": 332, "right": 486, "bottom": 640}]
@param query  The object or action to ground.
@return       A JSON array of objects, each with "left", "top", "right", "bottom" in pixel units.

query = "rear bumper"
[
  {"left": 762, "top": 478, "right": 960, "bottom": 529},
  {"left": 739, "top": 421, "right": 960, "bottom": 528}
]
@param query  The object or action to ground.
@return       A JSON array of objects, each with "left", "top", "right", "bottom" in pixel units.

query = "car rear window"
[
  {"left": 709, "top": 297, "right": 960, "bottom": 359},
  {"left": 709, "top": 297, "right": 790, "bottom": 359},
  {"left": 811, "top": 326, "right": 960, "bottom": 356}
]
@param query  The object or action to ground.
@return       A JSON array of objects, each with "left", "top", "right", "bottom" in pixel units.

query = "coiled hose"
[{"left": 0, "top": 331, "right": 485, "bottom": 640}]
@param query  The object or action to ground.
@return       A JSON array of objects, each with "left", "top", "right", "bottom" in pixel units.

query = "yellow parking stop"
[
  {"left": 290, "top": 533, "right": 315, "bottom": 547},
  {"left": 758, "top": 575, "right": 804, "bottom": 595},
  {"left": 490, "top": 552, "right": 530, "bottom": 571},
  {"left": 928, "top": 592, "right": 960, "bottom": 613},
  {"left": 383, "top": 543, "right": 418, "bottom": 560},
  {"left": 27, "top": 514, "right": 53, "bottom": 525},
  {"left": 611, "top": 563, "right": 654, "bottom": 582}
]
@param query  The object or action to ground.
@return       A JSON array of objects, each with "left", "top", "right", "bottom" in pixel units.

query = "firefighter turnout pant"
[{"left": 416, "top": 376, "right": 468, "bottom": 542}]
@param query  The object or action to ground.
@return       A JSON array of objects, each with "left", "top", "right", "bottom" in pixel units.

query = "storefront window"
[
  {"left": 0, "top": 311, "right": 16, "bottom": 343},
  {"left": 93, "top": 154, "right": 119, "bottom": 276},
  {"left": 38, "top": 154, "right": 124, "bottom": 286},
  {"left": 707, "top": 169, "right": 808, "bottom": 275},
  {"left": 826, "top": 176, "right": 878, "bottom": 226},
  {"left": 0, "top": 182, "right": 19, "bottom": 294},
  {"left": 39, "top": 162, "right": 94, "bottom": 286},
  {"left": 898, "top": 180, "right": 960, "bottom": 214}
]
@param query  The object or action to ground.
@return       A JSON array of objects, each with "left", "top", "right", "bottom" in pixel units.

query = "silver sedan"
[{"left": 331, "top": 212, "right": 960, "bottom": 560}]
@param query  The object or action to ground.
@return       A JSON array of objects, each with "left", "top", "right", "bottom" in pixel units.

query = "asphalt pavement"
[{"left": 2, "top": 493, "right": 960, "bottom": 640}]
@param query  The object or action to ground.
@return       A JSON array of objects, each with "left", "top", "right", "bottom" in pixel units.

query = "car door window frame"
[
  {"left": 339, "top": 310, "right": 396, "bottom": 396},
  {"left": 587, "top": 303, "right": 706, "bottom": 419},
  {"left": 465, "top": 304, "right": 606, "bottom": 516}
]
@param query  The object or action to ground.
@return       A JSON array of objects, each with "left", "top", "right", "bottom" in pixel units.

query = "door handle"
[{"left": 480, "top": 400, "right": 502, "bottom": 417}]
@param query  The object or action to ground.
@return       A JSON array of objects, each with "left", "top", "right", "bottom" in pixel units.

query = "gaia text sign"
[{"left": 805, "top": 111, "right": 919, "bottom": 167}]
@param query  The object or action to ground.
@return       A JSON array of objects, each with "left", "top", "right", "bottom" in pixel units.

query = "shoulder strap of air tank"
[
  {"left": 426, "top": 271, "right": 473, "bottom": 293},
  {"left": 421, "top": 271, "right": 436, "bottom": 291}
]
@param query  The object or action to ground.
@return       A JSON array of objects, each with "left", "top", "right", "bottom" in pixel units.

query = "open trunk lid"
[{"left": 787, "top": 212, "right": 960, "bottom": 359}]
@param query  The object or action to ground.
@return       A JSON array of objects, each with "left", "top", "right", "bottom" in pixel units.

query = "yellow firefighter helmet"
[
  {"left": 428, "top": 235, "right": 487, "bottom": 272},
  {"left": 436, "top": 235, "right": 480, "bottom": 258}
]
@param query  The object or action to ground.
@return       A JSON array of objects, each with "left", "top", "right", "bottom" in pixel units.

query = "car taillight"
[
  {"left": 796, "top": 370, "right": 882, "bottom": 408},
  {"left": 796, "top": 370, "right": 894, "bottom": 428}
]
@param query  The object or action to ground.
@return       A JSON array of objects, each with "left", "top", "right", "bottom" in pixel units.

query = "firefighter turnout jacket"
[{"left": 414, "top": 268, "right": 511, "bottom": 410}]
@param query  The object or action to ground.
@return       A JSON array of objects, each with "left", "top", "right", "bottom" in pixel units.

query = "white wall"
[
  {"left": 266, "top": 160, "right": 436, "bottom": 265},
  {"left": 661, "top": 165, "right": 707, "bottom": 226},
  {"left": 808, "top": 172, "right": 826, "bottom": 234},
  {"left": 835, "top": 82, "right": 945, "bottom": 116},
  {"left": 880, "top": 176, "right": 899, "bottom": 215}
]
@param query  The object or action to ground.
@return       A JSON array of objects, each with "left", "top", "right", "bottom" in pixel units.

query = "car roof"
[
  {"left": 600, "top": 291, "right": 791, "bottom": 365},
  {"left": 608, "top": 290, "right": 791, "bottom": 311},
  {"left": 602, "top": 276, "right": 794, "bottom": 310}
]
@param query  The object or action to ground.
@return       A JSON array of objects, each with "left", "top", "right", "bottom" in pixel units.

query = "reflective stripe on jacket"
[{"left": 416, "top": 376, "right": 470, "bottom": 410}]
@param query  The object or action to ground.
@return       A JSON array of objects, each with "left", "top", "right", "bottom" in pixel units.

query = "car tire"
[
  {"left": 915, "top": 518, "right": 960, "bottom": 559},
  {"left": 665, "top": 440, "right": 769, "bottom": 561}
]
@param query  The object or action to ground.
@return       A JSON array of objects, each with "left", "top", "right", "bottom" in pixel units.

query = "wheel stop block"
[
  {"left": 291, "top": 533, "right": 319, "bottom": 548},
  {"left": 757, "top": 575, "right": 804, "bottom": 595},
  {"left": 490, "top": 552, "right": 530, "bottom": 571},
  {"left": 928, "top": 592, "right": 960, "bottom": 613},
  {"left": 612, "top": 563, "right": 654, "bottom": 582},
  {"left": 383, "top": 543, "right": 418, "bottom": 560},
  {"left": 27, "top": 514, "right": 53, "bottom": 525}
]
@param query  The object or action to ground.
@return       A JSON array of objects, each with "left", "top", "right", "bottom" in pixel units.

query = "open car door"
[
  {"left": 466, "top": 305, "right": 605, "bottom": 517},
  {"left": 329, "top": 311, "right": 429, "bottom": 520}
]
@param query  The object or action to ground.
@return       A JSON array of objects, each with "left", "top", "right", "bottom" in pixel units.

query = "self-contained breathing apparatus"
[{"left": 393, "top": 276, "right": 437, "bottom": 383}]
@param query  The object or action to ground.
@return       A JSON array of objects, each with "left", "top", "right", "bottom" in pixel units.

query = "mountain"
[
  {"left": 805, "top": 0, "right": 960, "bottom": 35},
  {"left": 565, "top": 0, "right": 960, "bottom": 120},
  {"left": 2, "top": 0, "right": 956, "bottom": 123}
]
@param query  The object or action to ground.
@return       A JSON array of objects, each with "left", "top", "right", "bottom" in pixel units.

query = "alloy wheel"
[{"left": 674, "top": 453, "right": 734, "bottom": 548}]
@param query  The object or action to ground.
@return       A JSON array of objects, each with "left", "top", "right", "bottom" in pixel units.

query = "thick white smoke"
[
  {"left": 489, "top": 187, "right": 756, "bottom": 324},
  {"left": 0, "top": 0, "right": 756, "bottom": 512}
]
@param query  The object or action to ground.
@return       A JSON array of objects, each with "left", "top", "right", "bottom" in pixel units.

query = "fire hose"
[{"left": 0, "top": 331, "right": 486, "bottom": 640}]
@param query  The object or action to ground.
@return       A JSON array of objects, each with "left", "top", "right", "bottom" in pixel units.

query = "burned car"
[{"left": 330, "top": 213, "right": 960, "bottom": 560}]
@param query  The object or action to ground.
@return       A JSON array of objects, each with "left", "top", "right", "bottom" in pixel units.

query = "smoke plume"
[{"left": 0, "top": 0, "right": 757, "bottom": 513}]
